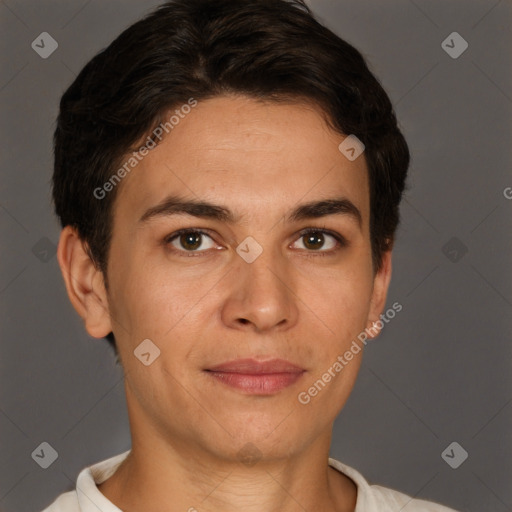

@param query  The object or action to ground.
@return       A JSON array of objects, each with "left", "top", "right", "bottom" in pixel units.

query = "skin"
[{"left": 57, "top": 94, "right": 392, "bottom": 512}]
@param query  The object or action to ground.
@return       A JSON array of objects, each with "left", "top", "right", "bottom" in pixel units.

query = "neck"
[
  {"left": 98, "top": 437, "right": 357, "bottom": 512},
  {"left": 97, "top": 382, "right": 357, "bottom": 512}
]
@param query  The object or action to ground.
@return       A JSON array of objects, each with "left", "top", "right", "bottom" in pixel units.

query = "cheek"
[
  {"left": 113, "top": 257, "right": 216, "bottom": 349},
  {"left": 311, "top": 268, "right": 373, "bottom": 337}
]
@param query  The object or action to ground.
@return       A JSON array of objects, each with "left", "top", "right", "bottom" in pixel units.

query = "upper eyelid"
[{"left": 165, "top": 228, "right": 221, "bottom": 245}]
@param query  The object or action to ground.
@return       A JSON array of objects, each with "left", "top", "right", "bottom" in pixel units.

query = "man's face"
[{"left": 101, "top": 95, "right": 389, "bottom": 462}]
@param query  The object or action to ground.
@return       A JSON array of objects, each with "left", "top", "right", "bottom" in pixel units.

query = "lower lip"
[{"left": 206, "top": 371, "right": 305, "bottom": 394}]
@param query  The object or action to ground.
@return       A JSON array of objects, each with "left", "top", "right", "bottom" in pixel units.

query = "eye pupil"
[
  {"left": 181, "top": 232, "right": 201, "bottom": 250},
  {"left": 304, "top": 232, "right": 324, "bottom": 250}
]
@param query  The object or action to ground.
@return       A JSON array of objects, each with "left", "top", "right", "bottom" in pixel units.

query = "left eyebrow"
[
  {"left": 139, "top": 194, "right": 362, "bottom": 229},
  {"left": 286, "top": 197, "right": 362, "bottom": 228}
]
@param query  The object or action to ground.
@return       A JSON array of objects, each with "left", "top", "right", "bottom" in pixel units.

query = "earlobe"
[
  {"left": 366, "top": 249, "right": 393, "bottom": 338},
  {"left": 56, "top": 226, "right": 113, "bottom": 339}
]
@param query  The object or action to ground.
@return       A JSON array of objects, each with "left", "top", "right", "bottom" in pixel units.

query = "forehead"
[{"left": 113, "top": 95, "right": 369, "bottom": 228}]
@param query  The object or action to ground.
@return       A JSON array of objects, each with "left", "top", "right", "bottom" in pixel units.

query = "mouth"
[{"left": 204, "top": 358, "right": 306, "bottom": 395}]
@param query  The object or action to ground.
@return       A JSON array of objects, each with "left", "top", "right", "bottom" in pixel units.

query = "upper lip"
[{"left": 206, "top": 358, "right": 304, "bottom": 374}]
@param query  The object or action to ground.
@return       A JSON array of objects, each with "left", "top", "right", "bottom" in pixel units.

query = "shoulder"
[
  {"left": 39, "top": 449, "right": 131, "bottom": 512},
  {"left": 328, "top": 458, "right": 460, "bottom": 512},
  {"left": 40, "top": 490, "right": 79, "bottom": 512}
]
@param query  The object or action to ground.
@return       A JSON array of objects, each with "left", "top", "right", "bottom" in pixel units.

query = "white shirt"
[{"left": 41, "top": 450, "right": 459, "bottom": 511}]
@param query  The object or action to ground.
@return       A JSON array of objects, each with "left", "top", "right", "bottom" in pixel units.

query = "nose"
[{"left": 220, "top": 246, "right": 299, "bottom": 333}]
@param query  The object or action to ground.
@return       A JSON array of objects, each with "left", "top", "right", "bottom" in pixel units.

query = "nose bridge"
[
  {"left": 243, "top": 243, "right": 287, "bottom": 292},
  {"left": 222, "top": 237, "right": 298, "bottom": 331}
]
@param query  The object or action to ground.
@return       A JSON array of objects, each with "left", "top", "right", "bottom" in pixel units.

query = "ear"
[
  {"left": 56, "top": 226, "right": 113, "bottom": 338},
  {"left": 366, "top": 249, "right": 393, "bottom": 339}
]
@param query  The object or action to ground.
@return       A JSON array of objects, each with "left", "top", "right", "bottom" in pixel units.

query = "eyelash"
[{"left": 163, "top": 227, "right": 348, "bottom": 258}]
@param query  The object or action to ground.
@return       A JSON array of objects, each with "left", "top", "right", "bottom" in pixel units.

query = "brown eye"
[
  {"left": 292, "top": 229, "right": 344, "bottom": 254},
  {"left": 178, "top": 232, "right": 202, "bottom": 250},
  {"left": 165, "top": 230, "right": 216, "bottom": 253},
  {"left": 302, "top": 232, "right": 328, "bottom": 250}
]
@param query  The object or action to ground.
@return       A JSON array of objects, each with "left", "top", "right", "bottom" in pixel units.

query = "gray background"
[{"left": 0, "top": 0, "right": 511, "bottom": 511}]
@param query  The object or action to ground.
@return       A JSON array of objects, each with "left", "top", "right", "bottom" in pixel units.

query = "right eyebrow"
[{"left": 139, "top": 195, "right": 239, "bottom": 224}]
